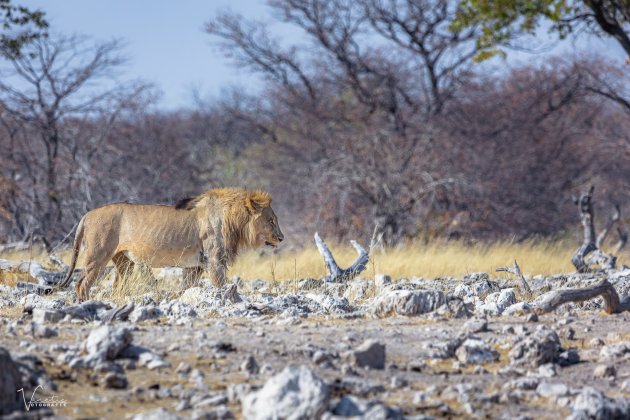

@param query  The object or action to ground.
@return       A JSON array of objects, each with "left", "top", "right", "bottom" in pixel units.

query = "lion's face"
[{"left": 251, "top": 206, "right": 284, "bottom": 248}]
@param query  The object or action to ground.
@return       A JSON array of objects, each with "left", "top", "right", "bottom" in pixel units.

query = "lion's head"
[
  {"left": 179, "top": 188, "right": 284, "bottom": 256},
  {"left": 245, "top": 197, "right": 284, "bottom": 248}
]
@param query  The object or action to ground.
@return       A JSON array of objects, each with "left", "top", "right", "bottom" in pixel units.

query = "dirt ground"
[{"left": 2, "top": 304, "right": 630, "bottom": 419}]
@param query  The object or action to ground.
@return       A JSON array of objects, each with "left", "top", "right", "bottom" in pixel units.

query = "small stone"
[
  {"left": 557, "top": 349, "right": 580, "bottom": 366},
  {"left": 536, "top": 382, "right": 568, "bottom": 398},
  {"left": 390, "top": 376, "right": 408, "bottom": 389},
  {"left": 537, "top": 363, "right": 557, "bottom": 378},
  {"left": 462, "top": 317, "right": 488, "bottom": 334},
  {"left": 241, "top": 355, "right": 260, "bottom": 375},
  {"left": 347, "top": 340, "right": 385, "bottom": 370},
  {"left": 589, "top": 338, "right": 605, "bottom": 347},
  {"left": 455, "top": 338, "right": 499, "bottom": 365},
  {"left": 525, "top": 313, "right": 539, "bottom": 323},
  {"left": 147, "top": 359, "right": 171, "bottom": 370},
  {"left": 102, "top": 372, "right": 128, "bottom": 389},
  {"left": 176, "top": 362, "right": 192, "bottom": 375},
  {"left": 557, "top": 317, "right": 574, "bottom": 326},
  {"left": 375, "top": 274, "right": 392, "bottom": 289},
  {"left": 562, "top": 327, "right": 575, "bottom": 340},
  {"left": 312, "top": 350, "right": 331, "bottom": 365},
  {"left": 29, "top": 322, "right": 57, "bottom": 338},
  {"left": 502, "top": 325, "right": 515, "bottom": 334},
  {"left": 94, "top": 361, "right": 124, "bottom": 374},
  {"left": 129, "top": 305, "right": 163, "bottom": 323},
  {"left": 32, "top": 308, "right": 64, "bottom": 324},
  {"left": 593, "top": 364, "right": 616, "bottom": 378}
]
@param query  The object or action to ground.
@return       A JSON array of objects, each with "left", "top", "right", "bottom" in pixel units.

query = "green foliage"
[
  {"left": 453, "top": 0, "right": 629, "bottom": 60},
  {"left": 0, "top": 0, "right": 48, "bottom": 57}
]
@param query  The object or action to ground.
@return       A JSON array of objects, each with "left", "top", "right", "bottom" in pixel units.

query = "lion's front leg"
[{"left": 201, "top": 240, "right": 227, "bottom": 288}]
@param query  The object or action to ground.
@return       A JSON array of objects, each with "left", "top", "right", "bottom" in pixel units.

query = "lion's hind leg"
[{"left": 75, "top": 254, "right": 112, "bottom": 301}]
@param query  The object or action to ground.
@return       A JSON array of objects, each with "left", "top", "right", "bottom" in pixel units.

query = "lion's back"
[{"left": 82, "top": 203, "right": 202, "bottom": 263}]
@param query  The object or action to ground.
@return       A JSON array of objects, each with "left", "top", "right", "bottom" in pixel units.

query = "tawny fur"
[{"left": 59, "top": 188, "right": 283, "bottom": 301}]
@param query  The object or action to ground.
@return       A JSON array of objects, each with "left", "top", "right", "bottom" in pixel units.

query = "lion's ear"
[{"left": 245, "top": 191, "right": 272, "bottom": 214}]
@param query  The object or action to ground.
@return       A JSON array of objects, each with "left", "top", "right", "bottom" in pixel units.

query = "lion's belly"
[{"left": 118, "top": 244, "right": 202, "bottom": 268}]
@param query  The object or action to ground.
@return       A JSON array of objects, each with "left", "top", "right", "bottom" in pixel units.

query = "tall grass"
[
  {"left": 1, "top": 239, "right": 627, "bottom": 289},
  {"left": 229, "top": 239, "right": 627, "bottom": 280}
]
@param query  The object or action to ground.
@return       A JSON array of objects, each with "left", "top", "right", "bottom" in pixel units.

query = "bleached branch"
[{"left": 314, "top": 232, "right": 369, "bottom": 282}]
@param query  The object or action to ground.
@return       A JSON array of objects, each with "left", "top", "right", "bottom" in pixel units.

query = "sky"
[
  {"left": 20, "top": 0, "right": 273, "bottom": 109},
  {"left": 18, "top": 1, "right": 627, "bottom": 110}
]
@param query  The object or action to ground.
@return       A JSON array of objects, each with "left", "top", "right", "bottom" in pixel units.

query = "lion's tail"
[{"left": 58, "top": 215, "right": 86, "bottom": 288}]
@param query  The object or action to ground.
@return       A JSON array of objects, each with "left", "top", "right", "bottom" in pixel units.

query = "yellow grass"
[
  {"left": 229, "top": 239, "right": 629, "bottom": 281},
  {"left": 2, "top": 240, "right": 628, "bottom": 287}
]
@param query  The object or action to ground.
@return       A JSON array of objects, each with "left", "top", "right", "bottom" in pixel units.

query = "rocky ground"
[{"left": 1, "top": 270, "right": 630, "bottom": 419}]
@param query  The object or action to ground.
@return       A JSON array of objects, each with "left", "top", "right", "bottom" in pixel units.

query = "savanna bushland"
[{"left": 1, "top": 1, "right": 630, "bottom": 419}]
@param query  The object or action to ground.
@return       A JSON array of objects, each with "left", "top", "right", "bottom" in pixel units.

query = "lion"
[{"left": 59, "top": 188, "right": 284, "bottom": 301}]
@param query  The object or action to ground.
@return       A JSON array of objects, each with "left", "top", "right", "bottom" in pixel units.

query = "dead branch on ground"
[
  {"left": 314, "top": 232, "right": 369, "bottom": 282},
  {"left": 496, "top": 260, "right": 531, "bottom": 294},
  {"left": 533, "top": 279, "right": 630, "bottom": 314}
]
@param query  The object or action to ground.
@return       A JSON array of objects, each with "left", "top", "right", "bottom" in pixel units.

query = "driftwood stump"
[{"left": 571, "top": 186, "right": 617, "bottom": 272}]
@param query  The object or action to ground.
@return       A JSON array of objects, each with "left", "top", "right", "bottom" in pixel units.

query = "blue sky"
[
  {"left": 21, "top": 0, "right": 271, "bottom": 109},
  {"left": 20, "top": 1, "right": 626, "bottom": 110}
]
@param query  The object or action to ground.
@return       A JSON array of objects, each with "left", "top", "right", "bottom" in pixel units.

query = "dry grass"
[
  {"left": 1, "top": 240, "right": 628, "bottom": 292},
  {"left": 229, "top": 239, "right": 628, "bottom": 281}
]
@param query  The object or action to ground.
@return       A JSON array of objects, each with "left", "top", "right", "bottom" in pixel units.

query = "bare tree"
[{"left": 0, "top": 34, "right": 153, "bottom": 245}]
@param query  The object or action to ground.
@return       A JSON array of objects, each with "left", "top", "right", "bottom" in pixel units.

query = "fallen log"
[
  {"left": 533, "top": 279, "right": 630, "bottom": 314},
  {"left": 314, "top": 232, "right": 369, "bottom": 282}
]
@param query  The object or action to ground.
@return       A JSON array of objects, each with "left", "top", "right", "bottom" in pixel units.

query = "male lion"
[{"left": 59, "top": 188, "right": 283, "bottom": 301}]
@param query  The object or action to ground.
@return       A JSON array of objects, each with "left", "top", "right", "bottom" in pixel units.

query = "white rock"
[
  {"left": 242, "top": 366, "right": 329, "bottom": 420},
  {"left": 375, "top": 274, "right": 392, "bottom": 289},
  {"left": 478, "top": 288, "right": 516, "bottom": 315},
  {"left": 84, "top": 325, "right": 132, "bottom": 363},
  {"left": 599, "top": 342, "right": 630, "bottom": 361},
  {"left": 509, "top": 328, "right": 560, "bottom": 368},
  {"left": 455, "top": 338, "right": 499, "bottom": 365},
  {"left": 346, "top": 340, "right": 386, "bottom": 370},
  {"left": 129, "top": 305, "right": 163, "bottom": 323},
  {"left": 32, "top": 308, "right": 65, "bottom": 324},
  {"left": 568, "top": 387, "right": 630, "bottom": 419},
  {"left": 536, "top": 382, "right": 568, "bottom": 397},
  {"left": 503, "top": 302, "right": 533, "bottom": 316},
  {"left": 372, "top": 290, "right": 446, "bottom": 316}
]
